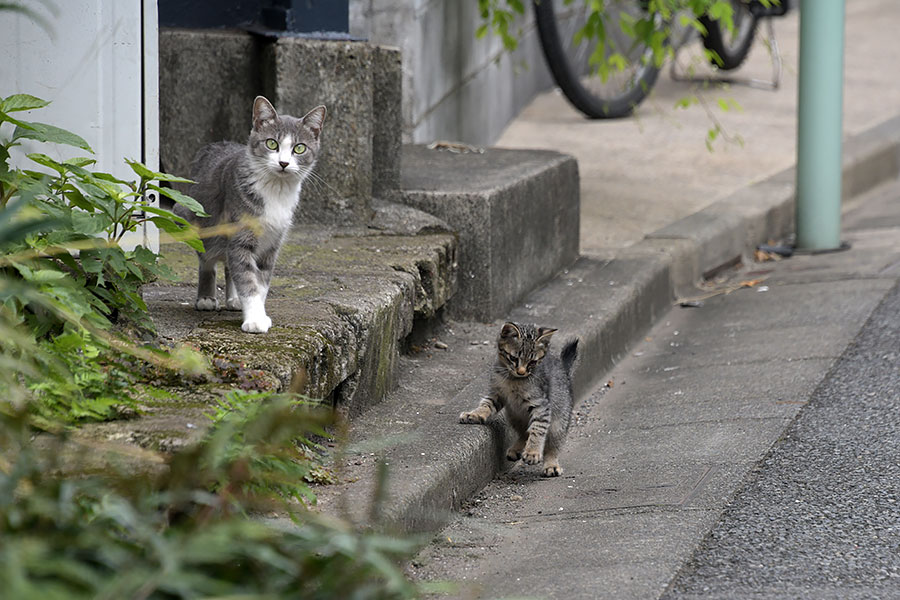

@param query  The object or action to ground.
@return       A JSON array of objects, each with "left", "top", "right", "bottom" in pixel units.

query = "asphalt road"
[{"left": 663, "top": 284, "right": 900, "bottom": 599}]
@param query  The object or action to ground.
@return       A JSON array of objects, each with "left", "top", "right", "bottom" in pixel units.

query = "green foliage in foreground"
[
  {"left": 204, "top": 390, "right": 338, "bottom": 505},
  {"left": 0, "top": 397, "right": 423, "bottom": 599},
  {"left": 0, "top": 93, "right": 206, "bottom": 424}
]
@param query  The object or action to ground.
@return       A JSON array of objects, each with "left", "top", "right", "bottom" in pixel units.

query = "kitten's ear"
[
  {"left": 500, "top": 322, "right": 520, "bottom": 339},
  {"left": 537, "top": 327, "right": 558, "bottom": 344},
  {"left": 253, "top": 96, "right": 277, "bottom": 129},
  {"left": 302, "top": 105, "right": 327, "bottom": 139}
]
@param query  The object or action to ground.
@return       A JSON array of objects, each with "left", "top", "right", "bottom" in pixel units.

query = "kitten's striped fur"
[{"left": 459, "top": 322, "right": 579, "bottom": 477}]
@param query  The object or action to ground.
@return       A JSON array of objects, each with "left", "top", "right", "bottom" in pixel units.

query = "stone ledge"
[
  {"left": 400, "top": 144, "right": 580, "bottom": 321},
  {"left": 145, "top": 227, "right": 458, "bottom": 420}
]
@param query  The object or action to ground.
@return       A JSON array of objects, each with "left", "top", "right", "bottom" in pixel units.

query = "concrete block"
[
  {"left": 620, "top": 238, "right": 696, "bottom": 300},
  {"left": 648, "top": 205, "right": 746, "bottom": 280},
  {"left": 715, "top": 168, "right": 796, "bottom": 250},
  {"left": 841, "top": 114, "right": 900, "bottom": 201},
  {"left": 400, "top": 144, "right": 580, "bottom": 320},
  {"left": 158, "top": 29, "right": 263, "bottom": 179},
  {"left": 265, "top": 38, "right": 375, "bottom": 225},
  {"left": 159, "top": 31, "right": 406, "bottom": 226},
  {"left": 371, "top": 45, "right": 403, "bottom": 200}
]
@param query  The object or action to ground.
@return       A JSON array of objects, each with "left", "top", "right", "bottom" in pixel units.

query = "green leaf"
[
  {"left": 63, "top": 157, "right": 97, "bottom": 168},
  {"left": 91, "top": 171, "right": 131, "bottom": 186},
  {"left": 0, "top": 110, "right": 35, "bottom": 135},
  {"left": 60, "top": 184, "right": 94, "bottom": 211},
  {"left": 148, "top": 184, "right": 208, "bottom": 217},
  {"left": 125, "top": 158, "right": 193, "bottom": 184},
  {"left": 126, "top": 158, "right": 155, "bottom": 180},
  {"left": 139, "top": 204, "right": 190, "bottom": 227},
  {"left": 50, "top": 329, "right": 85, "bottom": 353},
  {"left": 13, "top": 122, "right": 93, "bottom": 152},
  {"left": 28, "top": 269, "right": 68, "bottom": 283},
  {"left": 153, "top": 172, "right": 194, "bottom": 184},
  {"left": 150, "top": 217, "right": 204, "bottom": 252},
  {"left": 71, "top": 210, "right": 112, "bottom": 236},
  {"left": 26, "top": 152, "right": 67, "bottom": 175},
  {"left": 0, "top": 212, "right": 62, "bottom": 247},
  {"left": 1, "top": 94, "right": 50, "bottom": 113}
]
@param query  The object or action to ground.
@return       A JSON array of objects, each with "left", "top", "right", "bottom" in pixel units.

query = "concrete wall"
[
  {"left": 349, "top": 0, "right": 554, "bottom": 146},
  {"left": 158, "top": 29, "right": 402, "bottom": 225}
]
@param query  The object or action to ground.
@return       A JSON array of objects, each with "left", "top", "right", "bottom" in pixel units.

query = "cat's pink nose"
[
  {"left": 279, "top": 161, "right": 288, "bottom": 169},
  {"left": 516, "top": 366, "right": 526, "bottom": 376}
]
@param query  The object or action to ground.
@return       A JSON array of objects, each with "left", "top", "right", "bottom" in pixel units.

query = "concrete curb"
[
  {"left": 321, "top": 114, "right": 900, "bottom": 535},
  {"left": 646, "top": 115, "right": 900, "bottom": 296}
]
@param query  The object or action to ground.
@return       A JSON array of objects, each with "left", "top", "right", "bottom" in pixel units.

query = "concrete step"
[
  {"left": 400, "top": 144, "right": 580, "bottom": 321},
  {"left": 71, "top": 215, "right": 459, "bottom": 458},
  {"left": 150, "top": 224, "right": 457, "bottom": 418}
]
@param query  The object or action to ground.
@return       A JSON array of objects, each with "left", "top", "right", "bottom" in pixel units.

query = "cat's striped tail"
[{"left": 561, "top": 338, "right": 579, "bottom": 379}]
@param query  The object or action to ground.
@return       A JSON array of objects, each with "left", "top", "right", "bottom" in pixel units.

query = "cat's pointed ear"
[
  {"left": 302, "top": 105, "right": 327, "bottom": 139},
  {"left": 537, "top": 327, "right": 557, "bottom": 344},
  {"left": 500, "top": 322, "right": 520, "bottom": 339},
  {"left": 253, "top": 96, "right": 277, "bottom": 129}
]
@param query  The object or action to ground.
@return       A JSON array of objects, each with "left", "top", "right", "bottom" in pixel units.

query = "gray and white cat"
[
  {"left": 459, "top": 322, "right": 579, "bottom": 477},
  {"left": 177, "top": 96, "right": 326, "bottom": 333}
]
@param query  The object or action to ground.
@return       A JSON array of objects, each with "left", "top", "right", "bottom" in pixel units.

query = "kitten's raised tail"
[{"left": 561, "top": 338, "right": 579, "bottom": 379}]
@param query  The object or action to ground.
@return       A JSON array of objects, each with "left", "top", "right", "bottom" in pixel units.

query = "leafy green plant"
[
  {"left": 0, "top": 396, "right": 423, "bottom": 599},
  {"left": 204, "top": 390, "right": 337, "bottom": 505},
  {"left": 0, "top": 93, "right": 207, "bottom": 423}
]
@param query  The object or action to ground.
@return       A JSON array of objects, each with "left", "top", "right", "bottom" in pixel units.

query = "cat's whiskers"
[{"left": 299, "top": 167, "right": 341, "bottom": 198}]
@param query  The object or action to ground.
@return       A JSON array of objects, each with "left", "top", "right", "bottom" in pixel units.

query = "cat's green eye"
[
  {"left": 293, "top": 143, "right": 307, "bottom": 155},
  {"left": 265, "top": 138, "right": 278, "bottom": 150}
]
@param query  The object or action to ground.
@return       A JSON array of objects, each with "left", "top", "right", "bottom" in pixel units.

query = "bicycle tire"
[
  {"left": 533, "top": 0, "right": 660, "bottom": 119},
  {"left": 699, "top": 0, "right": 759, "bottom": 71}
]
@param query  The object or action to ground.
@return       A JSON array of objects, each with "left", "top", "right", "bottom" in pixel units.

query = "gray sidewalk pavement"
[
  {"left": 409, "top": 170, "right": 900, "bottom": 600},
  {"left": 497, "top": 0, "right": 900, "bottom": 253}
]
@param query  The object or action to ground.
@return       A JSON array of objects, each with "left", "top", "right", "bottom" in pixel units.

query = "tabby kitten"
[
  {"left": 176, "top": 96, "right": 326, "bottom": 333},
  {"left": 459, "top": 322, "right": 579, "bottom": 477}
]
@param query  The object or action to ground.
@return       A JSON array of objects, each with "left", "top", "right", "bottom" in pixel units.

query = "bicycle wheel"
[
  {"left": 533, "top": 0, "right": 661, "bottom": 119},
  {"left": 699, "top": 0, "right": 758, "bottom": 71}
]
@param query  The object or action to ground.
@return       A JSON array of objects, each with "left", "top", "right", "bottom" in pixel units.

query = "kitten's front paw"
[
  {"left": 506, "top": 448, "right": 523, "bottom": 462},
  {"left": 522, "top": 449, "right": 542, "bottom": 465},
  {"left": 241, "top": 314, "right": 272, "bottom": 334},
  {"left": 458, "top": 411, "right": 486, "bottom": 424},
  {"left": 195, "top": 297, "right": 218, "bottom": 311},
  {"left": 542, "top": 465, "right": 562, "bottom": 477},
  {"left": 225, "top": 297, "right": 242, "bottom": 311}
]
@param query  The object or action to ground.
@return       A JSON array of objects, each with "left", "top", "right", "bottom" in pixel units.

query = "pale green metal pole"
[{"left": 796, "top": 0, "right": 846, "bottom": 251}]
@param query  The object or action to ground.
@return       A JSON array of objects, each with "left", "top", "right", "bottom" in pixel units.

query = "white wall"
[
  {"left": 0, "top": 0, "right": 159, "bottom": 250},
  {"left": 350, "top": 0, "right": 555, "bottom": 146}
]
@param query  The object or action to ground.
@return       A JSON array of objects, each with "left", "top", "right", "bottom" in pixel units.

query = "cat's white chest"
[{"left": 251, "top": 175, "right": 302, "bottom": 241}]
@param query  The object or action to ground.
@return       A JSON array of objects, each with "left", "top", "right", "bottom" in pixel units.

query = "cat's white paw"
[
  {"left": 195, "top": 297, "right": 218, "bottom": 311},
  {"left": 225, "top": 297, "right": 242, "bottom": 311},
  {"left": 241, "top": 294, "right": 271, "bottom": 333},
  {"left": 241, "top": 315, "right": 272, "bottom": 333}
]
